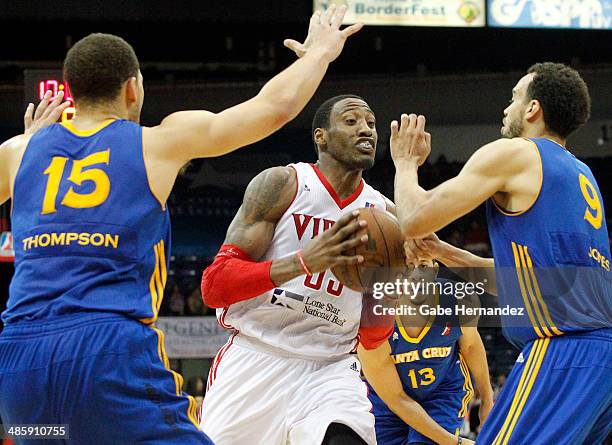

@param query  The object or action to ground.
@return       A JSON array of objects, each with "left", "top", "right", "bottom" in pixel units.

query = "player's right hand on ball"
[
  {"left": 283, "top": 4, "right": 363, "bottom": 62},
  {"left": 300, "top": 210, "right": 368, "bottom": 273}
]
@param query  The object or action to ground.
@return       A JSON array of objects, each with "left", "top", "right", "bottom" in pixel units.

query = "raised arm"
[
  {"left": 458, "top": 327, "right": 494, "bottom": 425},
  {"left": 201, "top": 166, "right": 368, "bottom": 308},
  {"left": 0, "top": 91, "right": 72, "bottom": 205},
  {"left": 145, "top": 6, "right": 362, "bottom": 166},
  {"left": 404, "top": 234, "right": 497, "bottom": 295},
  {"left": 390, "top": 114, "right": 538, "bottom": 238},
  {"left": 358, "top": 342, "right": 473, "bottom": 445}
]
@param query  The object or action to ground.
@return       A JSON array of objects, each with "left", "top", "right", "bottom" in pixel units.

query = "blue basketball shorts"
[{"left": 0, "top": 313, "right": 214, "bottom": 445}]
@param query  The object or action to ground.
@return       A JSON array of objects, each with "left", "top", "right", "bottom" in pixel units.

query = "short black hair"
[
  {"left": 312, "top": 94, "right": 364, "bottom": 154},
  {"left": 64, "top": 33, "right": 140, "bottom": 104},
  {"left": 526, "top": 63, "right": 591, "bottom": 138}
]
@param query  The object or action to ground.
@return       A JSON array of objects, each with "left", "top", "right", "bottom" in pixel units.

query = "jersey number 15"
[{"left": 41, "top": 149, "right": 110, "bottom": 215}]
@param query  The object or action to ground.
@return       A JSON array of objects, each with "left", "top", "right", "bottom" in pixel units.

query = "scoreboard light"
[{"left": 24, "top": 69, "right": 75, "bottom": 122}]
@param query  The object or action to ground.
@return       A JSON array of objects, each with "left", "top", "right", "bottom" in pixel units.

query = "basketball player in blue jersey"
[
  {"left": 359, "top": 257, "right": 493, "bottom": 445},
  {"left": 391, "top": 63, "right": 611, "bottom": 444},
  {"left": 0, "top": 6, "right": 364, "bottom": 444}
]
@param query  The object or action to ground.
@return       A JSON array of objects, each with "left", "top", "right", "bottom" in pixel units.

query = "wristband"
[
  {"left": 296, "top": 250, "right": 313, "bottom": 276},
  {"left": 457, "top": 437, "right": 462, "bottom": 445}
]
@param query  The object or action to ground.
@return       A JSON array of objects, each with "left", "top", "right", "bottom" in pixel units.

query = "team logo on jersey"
[
  {"left": 271, "top": 288, "right": 305, "bottom": 310},
  {"left": 516, "top": 352, "right": 525, "bottom": 363},
  {"left": 442, "top": 322, "right": 451, "bottom": 336},
  {"left": 292, "top": 213, "right": 335, "bottom": 240}
]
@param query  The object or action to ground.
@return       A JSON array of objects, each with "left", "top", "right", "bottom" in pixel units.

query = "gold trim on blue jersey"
[
  {"left": 512, "top": 242, "right": 564, "bottom": 338},
  {"left": 140, "top": 240, "right": 168, "bottom": 325},
  {"left": 492, "top": 338, "right": 549, "bottom": 445},
  {"left": 491, "top": 139, "right": 543, "bottom": 217},
  {"left": 517, "top": 245, "right": 553, "bottom": 337},
  {"left": 396, "top": 293, "right": 440, "bottom": 344},
  {"left": 458, "top": 353, "right": 474, "bottom": 418},
  {"left": 523, "top": 247, "right": 563, "bottom": 336},
  {"left": 511, "top": 242, "right": 544, "bottom": 338},
  {"left": 61, "top": 118, "right": 116, "bottom": 137},
  {"left": 150, "top": 325, "right": 200, "bottom": 428}
]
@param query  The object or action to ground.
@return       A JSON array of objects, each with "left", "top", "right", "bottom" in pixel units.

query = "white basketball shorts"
[{"left": 199, "top": 333, "right": 376, "bottom": 445}]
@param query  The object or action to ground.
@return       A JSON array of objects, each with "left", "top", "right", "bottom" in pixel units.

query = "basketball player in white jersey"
[{"left": 200, "top": 95, "right": 397, "bottom": 445}]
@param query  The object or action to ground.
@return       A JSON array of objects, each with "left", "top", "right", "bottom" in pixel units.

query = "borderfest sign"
[{"left": 313, "top": 0, "right": 486, "bottom": 27}]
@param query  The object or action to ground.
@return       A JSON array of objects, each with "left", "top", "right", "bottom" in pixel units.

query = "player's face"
[
  {"left": 501, "top": 73, "right": 534, "bottom": 138},
  {"left": 406, "top": 258, "right": 439, "bottom": 284},
  {"left": 325, "top": 98, "right": 377, "bottom": 170},
  {"left": 127, "top": 70, "right": 144, "bottom": 124}
]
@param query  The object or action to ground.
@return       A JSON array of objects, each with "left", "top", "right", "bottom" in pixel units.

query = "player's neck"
[
  {"left": 314, "top": 159, "right": 363, "bottom": 200},
  {"left": 72, "top": 101, "right": 126, "bottom": 126},
  {"left": 522, "top": 127, "right": 567, "bottom": 148}
]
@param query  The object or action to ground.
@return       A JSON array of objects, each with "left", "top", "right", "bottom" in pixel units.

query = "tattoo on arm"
[{"left": 224, "top": 166, "right": 296, "bottom": 259}]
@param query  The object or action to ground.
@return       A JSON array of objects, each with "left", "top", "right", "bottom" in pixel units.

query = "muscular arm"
[
  {"left": 358, "top": 343, "right": 462, "bottom": 445},
  {"left": 458, "top": 327, "right": 494, "bottom": 425},
  {"left": 201, "top": 166, "right": 366, "bottom": 307},
  {"left": 223, "top": 166, "right": 304, "bottom": 285},
  {"left": 394, "top": 138, "right": 536, "bottom": 238}
]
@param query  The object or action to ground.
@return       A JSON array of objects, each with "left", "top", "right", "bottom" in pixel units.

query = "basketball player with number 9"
[
  {"left": 0, "top": 5, "right": 362, "bottom": 443},
  {"left": 391, "top": 63, "right": 611, "bottom": 444}
]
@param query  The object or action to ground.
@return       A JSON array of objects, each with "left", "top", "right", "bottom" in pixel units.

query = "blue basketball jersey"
[
  {"left": 368, "top": 284, "right": 473, "bottom": 408},
  {"left": 3, "top": 119, "right": 170, "bottom": 325},
  {"left": 486, "top": 138, "right": 612, "bottom": 349}
]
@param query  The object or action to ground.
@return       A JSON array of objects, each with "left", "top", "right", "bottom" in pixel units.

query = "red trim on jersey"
[
  {"left": 218, "top": 307, "right": 235, "bottom": 330},
  {"left": 206, "top": 331, "right": 238, "bottom": 392},
  {"left": 309, "top": 163, "right": 364, "bottom": 209}
]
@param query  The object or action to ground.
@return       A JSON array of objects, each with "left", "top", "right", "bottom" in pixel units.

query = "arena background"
[{"left": 0, "top": 1, "right": 611, "bottom": 441}]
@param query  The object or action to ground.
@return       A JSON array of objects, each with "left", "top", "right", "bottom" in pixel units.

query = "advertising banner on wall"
[
  {"left": 313, "top": 0, "right": 486, "bottom": 27},
  {"left": 157, "top": 317, "right": 230, "bottom": 359},
  {"left": 488, "top": 0, "right": 612, "bottom": 29}
]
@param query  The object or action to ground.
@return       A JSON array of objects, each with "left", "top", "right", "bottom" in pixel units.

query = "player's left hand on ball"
[
  {"left": 404, "top": 233, "right": 442, "bottom": 264},
  {"left": 390, "top": 113, "right": 431, "bottom": 166},
  {"left": 24, "top": 90, "right": 71, "bottom": 135}
]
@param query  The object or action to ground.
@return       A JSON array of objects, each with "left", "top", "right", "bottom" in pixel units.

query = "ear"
[
  {"left": 314, "top": 128, "right": 327, "bottom": 151},
  {"left": 125, "top": 77, "right": 138, "bottom": 105},
  {"left": 525, "top": 99, "right": 542, "bottom": 123}
]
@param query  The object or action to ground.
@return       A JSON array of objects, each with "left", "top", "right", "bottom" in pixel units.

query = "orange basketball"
[{"left": 331, "top": 207, "right": 405, "bottom": 292}]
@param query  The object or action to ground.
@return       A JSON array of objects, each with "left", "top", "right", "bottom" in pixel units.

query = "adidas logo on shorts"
[
  {"left": 349, "top": 361, "right": 360, "bottom": 373},
  {"left": 516, "top": 352, "right": 525, "bottom": 363}
]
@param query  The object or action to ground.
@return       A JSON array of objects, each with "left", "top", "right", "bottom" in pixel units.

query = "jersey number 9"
[{"left": 579, "top": 174, "right": 602, "bottom": 230}]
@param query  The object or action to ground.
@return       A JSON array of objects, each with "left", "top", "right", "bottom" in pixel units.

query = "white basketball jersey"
[{"left": 218, "top": 162, "right": 387, "bottom": 359}]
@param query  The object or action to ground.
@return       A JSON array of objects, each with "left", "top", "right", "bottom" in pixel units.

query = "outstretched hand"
[
  {"left": 284, "top": 4, "right": 363, "bottom": 62},
  {"left": 390, "top": 113, "right": 431, "bottom": 166},
  {"left": 24, "top": 90, "right": 71, "bottom": 135}
]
